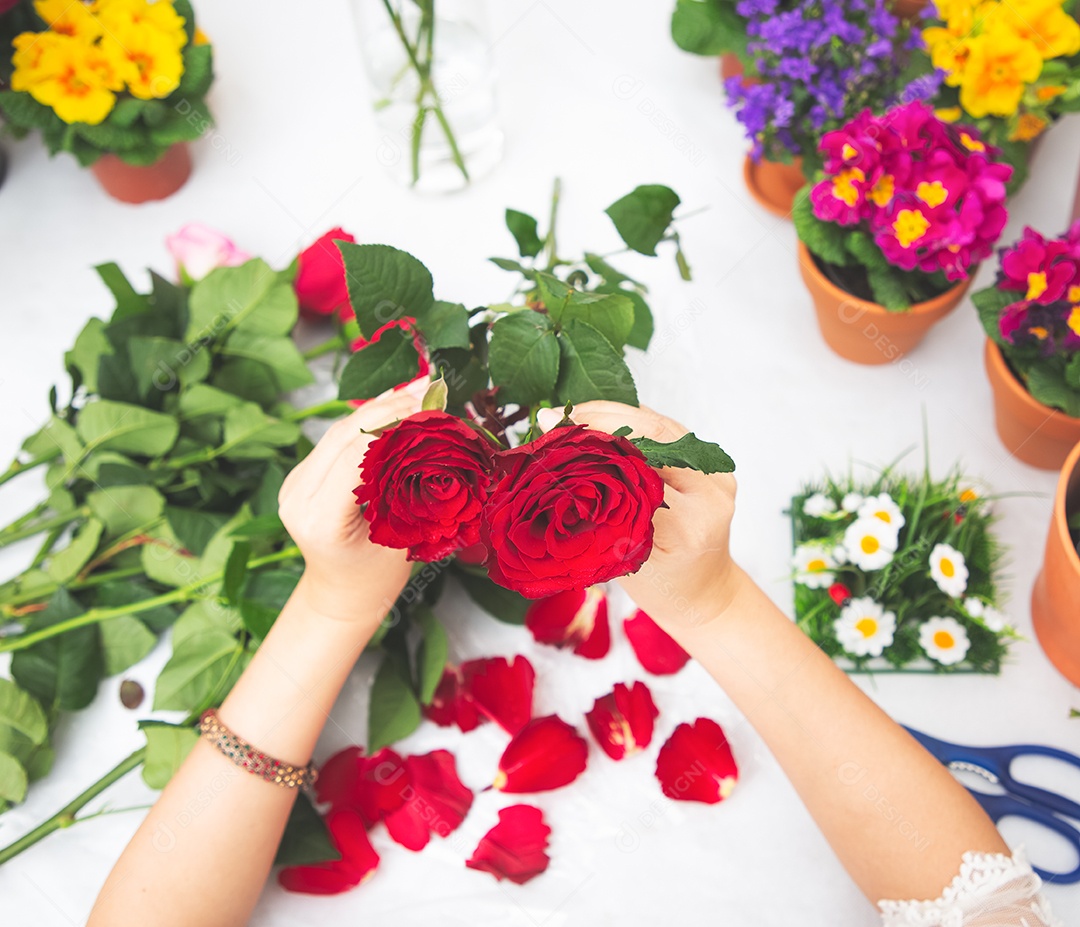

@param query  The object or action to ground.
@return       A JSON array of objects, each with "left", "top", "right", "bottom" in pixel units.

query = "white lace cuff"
[{"left": 877, "top": 847, "right": 1061, "bottom": 927}]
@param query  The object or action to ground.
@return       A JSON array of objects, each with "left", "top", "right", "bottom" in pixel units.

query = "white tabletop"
[{"left": 1, "top": 1, "right": 1079, "bottom": 924}]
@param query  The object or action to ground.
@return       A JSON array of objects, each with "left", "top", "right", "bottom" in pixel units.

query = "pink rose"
[{"left": 166, "top": 224, "right": 250, "bottom": 283}]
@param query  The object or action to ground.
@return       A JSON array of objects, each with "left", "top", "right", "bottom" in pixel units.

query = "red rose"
[
  {"left": 295, "top": 227, "right": 356, "bottom": 320},
  {"left": 354, "top": 411, "right": 496, "bottom": 562},
  {"left": 480, "top": 425, "right": 666, "bottom": 598}
]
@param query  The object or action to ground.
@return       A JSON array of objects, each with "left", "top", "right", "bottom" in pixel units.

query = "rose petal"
[
  {"left": 623, "top": 610, "right": 691, "bottom": 675},
  {"left": 461, "top": 655, "right": 535, "bottom": 735},
  {"left": 465, "top": 804, "right": 551, "bottom": 885},
  {"left": 586, "top": 681, "right": 659, "bottom": 761},
  {"left": 278, "top": 808, "right": 379, "bottom": 895},
  {"left": 315, "top": 746, "right": 409, "bottom": 827},
  {"left": 655, "top": 718, "right": 739, "bottom": 804},
  {"left": 294, "top": 227, "right": 356, "bottom": 320},
  {"left": 494, "top": 715, "right": 589, "bottom": 793},
  {"left": 525, "top": 586, "right": 611, "bottom": 660},
  {"left": 382, "top": 750, "right": 474, "bottom": 851},
  {"left": 423, "top": 668, "right": 486, "bottom": 732}
]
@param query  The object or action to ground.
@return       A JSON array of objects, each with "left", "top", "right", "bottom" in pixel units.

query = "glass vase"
[{"left": 351, "top": 0, "right": 503, "bottom": 193}]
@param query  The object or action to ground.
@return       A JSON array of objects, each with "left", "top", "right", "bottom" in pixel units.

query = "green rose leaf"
[
  {"left": 127, "top": 336, "right": 187, "bottom": 399},
  {"left": 86, "top": 485, "right": 165, "bottom": 536},
  {"left": 0, "top": 752, "right": 28, "bottom": 805},
  {"left": 187, "top": 259, "right": 298, "bottom": 341},
  {"left": 223, "top": 542, "right": 251, "bottom": 604},
  {"left": 557, "top": 290, "right": 635, "bottom": 350},
  {"left": 172, "top": 601, "right": 243, "bottom": 648},
  {"left": 505, "top": 209, "right": 545, "bottom": 258},
  {"left": 95, "top": 262, "right": 148, "bottom": 318},
  {"left": 165, "top": 507, "right": 228, "bottom": 558},
  {"left": 178, "top": 383, "right": 244, "bottom": 419},
  {"left": 337, "top": 243, "right": 435, "bottom": 339},
  {"left": 605, "top": 185, "right": 681, "bottom": 256},
  {"left": 22, "top": 416, "right": 83, "bottom": 464},
  {"left": 239, "top": 569, "right": 300, "bottom": 640},
  {"left": 488, "top": 311, "right": 560, "bottom": 406},
  {"left": 153, "top": 629, "right": 247, "bottom": 711},
  {"left": 368, "top": 655, "right": 422, "bottom": 752},
  {"left": 221, "top": 403, "right": 301, "bottom": 460},
  {"left": 219, "top": 332, "right": 314, "bottom": 392},
  {"left": 100, "top": 614, "right": 158, "bottom": 677},
  {"left": 141, "top": 523, "right": 198, "bottom": 588},
  {"left": 65, "top": 318, "right": 113, "bottom": 394},
  {"left": 0, "top": 679, "right": 48, "bottom": 746},
  {"left": 140, "top": 721, "right": 199, "bottom": 790},
  {"left": 338, "top": 326, "right": 421, "bottom": 401},
  {"left": 630, "top": 432, "right": 736, "bottom": 474},
  {"left": 46, "top": 518, "right": 104, "bottom": 584},
  {"left": 554, "top": 319, "right": 639, "bottom": 406},
  {"left": 275, "top": 793, "right": 341, "bottom": 867},
  {"left": 75, "top": 400, "right": 179, "bottom": 457},
  {"left": 422, "top": 300, "right": 472, "bottom": 351},
  {"left": 414, "top": 606, "right": 449, "bottom": 705},
  {"left": 455, "top": 568, "right": 530, "bottom": 625}
]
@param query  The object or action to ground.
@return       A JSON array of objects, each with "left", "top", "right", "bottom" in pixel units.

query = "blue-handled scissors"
[{"left": 905, "top": 726, "right": 1080, "bottom": 884}]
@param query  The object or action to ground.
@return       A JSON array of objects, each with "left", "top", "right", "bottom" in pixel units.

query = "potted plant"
[
  {"left": 723, "top": 0, "right": 937, "bottom": 217},
  {"left": 790, "top": 461, "right": 1015, "bottom": 673},
  {"left": 793, "top": 101, "right": 1012, "bottom": 363},
  {"left": 920, "top": 0, "right": 1080, "bottom": 188},
  {"left": 0, "top": 0, "right": 214, "bottom": 203},
  {"left": 1032, "top": 438, "right": 1080, "bottom": 686},
  {"left": 972, "top": 221, "right": 1080, "bottom": 469},
  {"left": 670, "top": 0, "right": 753, "bottom": 83}
]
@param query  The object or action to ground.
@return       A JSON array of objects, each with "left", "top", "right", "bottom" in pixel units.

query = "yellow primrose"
[
  {"left": 34, "top": 0, "right": 103, "bottom": 42},
  {"left": 95, "top": 0, "right": 187, "bottom": 50},
  {"left": 22, "top": 37, "right": 117, "bottom": 124},
  {"left": 996, "top": 0, "right": 1080, "bottom": 60},
  {"left": 9, "top": 31, "right": 66, "bottom": 89},
  {"left": 959, "top": 28, "right": 1043, "bottom": 117},
  {"left": 102, "top": 22, "right": 184, "bottom": 99}
]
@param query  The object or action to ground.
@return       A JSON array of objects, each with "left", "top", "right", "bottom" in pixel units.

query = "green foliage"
[
  {"left": 368, "top": 654, "right": 422, "bottom": 752},
  {"left": 629, "top": 431, "right": 736, "bottom": 474},
  {"left": 338, "top": 327, "right": 421, "bottom": 401},
  {"left": 671, "top": 0, "right": 750, "bottom": 58},
  {"left": 605, "top": 185, "right": 682, "bottom": 257},
  {"left": 140, "top": 721, "right": 199, "bottom": 789},
  {"left": 274, "top": 793, "right": 341, "bottom": 867},
  {"left": 505, "top": 209, "right": 545, "bottom": 258}
]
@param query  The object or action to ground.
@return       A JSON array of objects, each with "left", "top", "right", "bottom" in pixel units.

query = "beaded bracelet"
[{"left": 198, "top": 709, "right": 319, "bottom": 793}]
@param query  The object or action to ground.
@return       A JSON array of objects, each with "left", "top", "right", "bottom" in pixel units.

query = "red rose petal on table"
[
  {"left": 494, "top": 715, "right": 588, "bottom": 793},
  {"left": 294, "top": 227, "right": 356, "bottom": 320},
  {"left": 525, "top": 586, "right": 611, "bottom": 659},
  {"left": 278, "top": 808, "right": 379, "bottom": 895},
  {"left": 461, "top": 655, "right": 535, "bottom": 735},
  {"left": 466, "top": 804, "right": 552, "bottom": 885},
  {"left": 586, "top": 681, "right": 659, "bottom": 761},
  {"left": 383, "top": 750, "right": 474, "bottom": 851},
  {"left": 655, "top": 718, "right": 739, "bottom": 804},
  {"left": 423, "top": 667, "right": 486, "bottom": 732},
  {"left": 623, "top": 610, "right": 691, "bottom": 675},
  {"left": 315, "top": 746, "right": 409, "bottom": 827}
]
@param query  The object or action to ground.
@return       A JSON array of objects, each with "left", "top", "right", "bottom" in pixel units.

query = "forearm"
[
  {"left": 88, "top": 577, "right": 384, "bottom": 927},
  {"left": 664, "top": 567, "right": 1006, "bottom": 904}
]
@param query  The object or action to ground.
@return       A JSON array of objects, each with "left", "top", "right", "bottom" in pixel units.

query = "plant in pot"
[
  {"left": 972, "top": 221, "right": 1080, "bottom": 469},
  {"left": 0, "top": 0, "right": 214, "bottom": 203},
  {"left": 670, "top": 0, "right": 753, "bottom": 84},
  {"left": 921, "top": 0, "right": 1080, "bottom": 189},
  {"left": 792, "top": 101, "right": 1012, "bottom": 364},
  {"left": 723, "top": 0, "right": 938, "bottom": 217}
]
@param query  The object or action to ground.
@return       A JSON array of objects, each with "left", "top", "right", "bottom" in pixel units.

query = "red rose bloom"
[
  {"left": 480, "top": 425, "right": 666, "bottom": 598},
  {"left": 294, "top": 227, "right": 356, "bottom": 320},
  {"left": 354, "top": 411, "right": 497, "bottom": 562}
]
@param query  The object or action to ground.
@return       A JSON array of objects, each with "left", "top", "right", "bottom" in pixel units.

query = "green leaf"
[
  {"left": 140, "top": 721, "right": 199, "bottom": 790},
  {"left": 100, "top": 614, "right": 158, "bottom": 676},
  {"left": 584, "top": 253, "right": 645, "bottom": 288},
  {"left": 624, "top": 289, "right": 655, "bottom": 350},
  {"left": 65, "top": 318, "right": 113, "bottom": 394},
  {"left": 219, "top": 332, "right": 314, "bottom": 392},
  {"left": 172, "top": 600, "right": 243, "bottom": 648},
  {"left": 25, "top": 415, "right": 84, "bottom": 466},
  {"left": 223, "top": 542, "right": 251, "bottom": 605},
  {"left": 414, "top": 606, "right": 448, "bottom": 704},
  {"left": 558, "top": 291, "right": 635, "bottom": 349},
  {"left": 11, "top": 589, "right": 103, "bottom": 712},
  {"left": 153, "top": 629, "right": 245, "bottom": 711},
  {"left": 211, "top": 359, "right": 280, "bottom": 408},
  {"left": 671, "top": 0, "right": 748, "bottom": 56},
  {"left": 972, "top": 286, "right": 1017, "bottom": 345},
  {"left": 488, "top": 256, "right": 530, "bottom": 275},
  {"left": 141, "top": 523, "right": 199, "bottom": 587},
  {"left": 338, "top": 243, "right": 435, "bottom": 339},
  {"left": 95, "top": 262, "right": 148, "bottom": 318},
  {"left": 605, "top": 185, "right": 681, "bottom": 256},
  {"left": 488, "top": 311, "right": 560, "bottom": 405},
  {"left": 178, "top": 383, "right": 244, "bottom": 418},
  {"left": 368, "top": 656, "right": 422, "bottom": 751},
  {"left": 422, "top": 301, "right": 471, "bottom": 350},
  {"left": 0, "top": 89, "right": 64, "bottom": 131},
  {"left": 229, "top": 513, "right": 287, "bottom": 540},
  {"left": 221, "top": 402, "right": 301, "bottom": 459},
  {"left": 865, "top": 263, "right": 914, "bottom": 312},
  {"left": 76, "top": 400, "right": 179, "bottom": 457},
  {"left": 176, "top": 43, "right": 214, "bottom": 98},
  {"left": 199, "top": 509, "right": 253, "bottom": 577},
  {"left": 165, "top": 507, "right": 228, "bottom": 557},
  {"left": 792, "top": 189, "right": 852, "bottom": 266},
  {"left": 86, "top": 485, "right": 165, "bottom": 536},
  {"left": 46, "top": 518, "right": 104, "bottom": 584},
  {"left": 1027, "top": 365, "right": 1080, "bottom": 417},
  {"left": 631, "top": 431, "right": 736, "bottom": 474},
  {"left": 274, "top": 793, "right": 341, "bottom": 867},
  {"left": 127, "top": 336, "right": 187, "bottom": 399},
  {"left": 239, "top": 569, "right": 299, "bottom": 640},
  {"left": 338, "top": 327, "right": 421, "bottom": 401},
  {"left": 0, "top": 753, "right": 28, "bottom": 804},
  {"left": 505, "top": 209, "right": 544, "bottom": 258},
  {"left": 0, "top": 679, "right": 48, "bottom": 745},
  {"left": 421, "top": 376, "right": 449, "bottom": 412},
  {"left": 455, "top": 569, "right": 530, "bottom": 624},
  {"left": 187, "top": 259, "right": 298, "bottom": 341},
  {"left": 555, "top": 319, "right": 639, "bottom": 405}
]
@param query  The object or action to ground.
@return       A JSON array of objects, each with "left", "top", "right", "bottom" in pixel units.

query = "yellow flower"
[
  {"left": 1069, "top": 285, "right": 1080, "bottom": 303},
  {"left": 34, "top": 0, "right": 102, "bottom": 42},
  {"left": 924, "top": 27, "right": 973, "bottom": 87},
  {"left": 893, "top": 210, "right": 931, "bottom": 248},
  {"left": 996, "top": 0, "right": 1080, "bottom": 60},
  {"left": 10, "top": 31, "right": 64, "bottom": 90},
  {"left": 868, "top": 173, "right": 895, "bottom": 208},
  {"left": 102, "top": 22, "right": 184, "bottom": 99},
  {"left": 1009, "top": 112, "right": 1048, "bottom": 141},
  {"left": 935, "top": 106, "right": 963, "bottom": 122},
  {"left": 831, "top": 167, "right": 865, "bottom": 207},
  {"left": 95, "top": 0, "right": 187, "bottom": 50},
  {"left": 1068, "top": 306, "right": 1080, "bottom": 337},
  {"left": 1036, "top": 84, "right": 1066, "bottom": 100},
  {"left": 21, "top": 35, "right": 117, "bottom": 124},
  {"left": 193, "top": 27, "right": 209, "bottom": 45},
  {"left": 916, "top": 180, "right": 948, "bottom": 208},
  {"left": 959, "top": 28, "right": 1043, "bottom": 117}
]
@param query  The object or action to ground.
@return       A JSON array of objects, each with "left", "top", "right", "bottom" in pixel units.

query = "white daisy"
[
  {"left": 792, "top": 545, "right": 837, "bottom": 589},
  {"left": 803, "top": 493, "right": 837, "bottom": 518},
  {"left": 962, "top": 596, "right": 985, "bottom": 618},
  {"left": 919, "top": 616, "right": 971, "bottom": 665},
  {"left": 843, "top": 518, "right": 898, "bottom": 571},
  {"left": 857, "top": 493, "right": 906, "bottom": 534},
  {"left": 929, "top": 543, "right": 969, "bottom": 598},
  {"left": 834, "top": 597, "right": 896, "bottom": 657},
  {"left": 981, "top": 606, "right": 1008, "bottom": 633},
  {"left": 832, "top": 545, "right": 849, "bottom": 566},
  {"left": 841, "top": 492, "right": 864, "bottom": 513}
]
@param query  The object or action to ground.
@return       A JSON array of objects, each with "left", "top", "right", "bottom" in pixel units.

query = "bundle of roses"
[
  {"left": 0, "top": 0, "right": 214, "bottom": 167},
  {"left": 789, "top": 462, "right": 1014, "bottom": 672},
  {"left": 972, "top": 220, "right": 1080, "bottom": 417},
  {"left": 793, "top": 101, "right": 1012, "bottom": 309}
]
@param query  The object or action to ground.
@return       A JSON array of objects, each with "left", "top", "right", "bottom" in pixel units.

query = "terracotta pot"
[
  {"left": 743, "top": 155, "right": 805, "bottom": 218},
  {"left": 1031, "top": 438, "right": 1080, "bottom": 686},
  {"left": 888, "top": 0, "right": 929, "bottom": 20},
  {"left": 983, "top": 339, "right": 1080, "bottom": 470},
  {"left": 91, "top": 143, "right": 192, "bottom": 204},
  {"left": 796, "top": 241, "right": 971, "bottom": 364},
  {"left": 719, "top": 52, "right": 745, "bottom": 83}
]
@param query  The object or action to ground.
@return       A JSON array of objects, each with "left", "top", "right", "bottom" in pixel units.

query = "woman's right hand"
[{"left": 538, "top": 400, "right": 740, "bottom": 631}]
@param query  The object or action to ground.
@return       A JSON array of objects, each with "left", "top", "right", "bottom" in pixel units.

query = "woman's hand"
[
  {"left": 539, "top": 401, "right": 740, "bottom": 630},
  {"left": 278, "top": 388, "right": 425, "bottom": 627}
]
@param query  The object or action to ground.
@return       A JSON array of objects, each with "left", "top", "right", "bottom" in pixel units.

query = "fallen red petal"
[
  {"left": 315, "top": 746, "right": 409, "bottom": 827},
  {"left": 383, "top": 750, "right": 474, "bottom": 851},
  {"left": 525, "top": 586, "right": 611, "bottom": 660},
  {"left": 624, "top": 610, "right": 691, "bottom": 675},
  {"left": 278, "top": 808, "right": 379, "bottom": 895},
  {"left": 461, "top": 655, "right": 535, "bottom": 735},
  {"left": 423, "top": 668, "right": 486, "bottom": 733},
  {"left": 655, "top": 718, "right": 739, "bottom": 804},
  {"left": 495, "top": 715, "right": 589, "bottom": 793},
  {"left": 466, "top": 804, "right": 552, "bottom": 885},
  {"left": 586, "top": 681, "right": 659, "bottom": 761}
]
